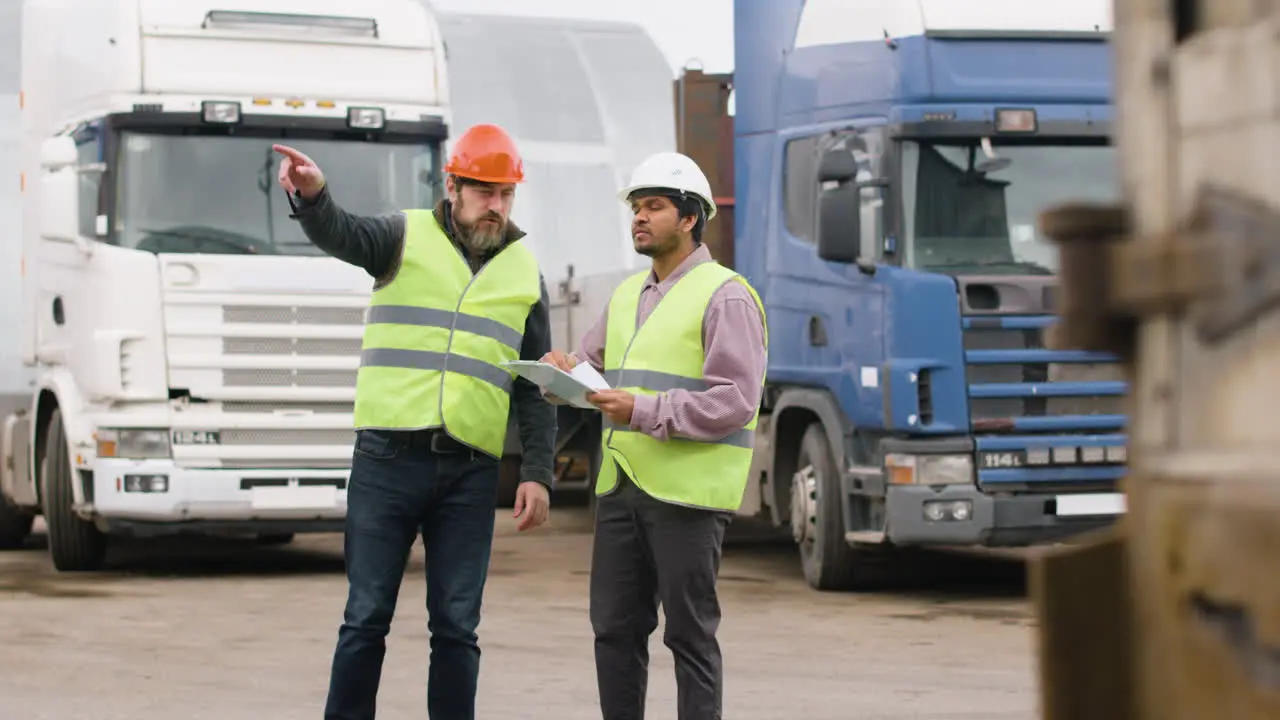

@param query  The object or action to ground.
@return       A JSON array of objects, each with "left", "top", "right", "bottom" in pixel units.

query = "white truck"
[
  {"left": 434, "top": 11, "right": 680, "bottom": 503},
  {"left": 0, "top": 0, "right": 452, "bottom": 571}
]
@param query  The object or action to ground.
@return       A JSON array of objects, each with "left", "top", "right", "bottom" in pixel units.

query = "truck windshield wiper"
[
  {"left": 139, "top": 226, "right": 279, "bottom": 255},
  {"left": 924, "top": 259, "right": 1055, "bottom": 276}
]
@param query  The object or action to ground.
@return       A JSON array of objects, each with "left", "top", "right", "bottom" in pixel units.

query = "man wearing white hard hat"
[{"left": 542, "top": 151, "right": 768, "bottom": 719}]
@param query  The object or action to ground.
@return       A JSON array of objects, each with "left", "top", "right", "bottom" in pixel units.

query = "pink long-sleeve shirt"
[{"left": 571, "top": 244, "right": 768, "bottom": 442}]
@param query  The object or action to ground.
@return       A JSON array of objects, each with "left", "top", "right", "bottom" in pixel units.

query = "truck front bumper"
[
  {"left": 88, "top": 459, "right": 348, "bottom": 536},
  {"left": 883, "top": 484, "right": 1124, "bottom": 547}
]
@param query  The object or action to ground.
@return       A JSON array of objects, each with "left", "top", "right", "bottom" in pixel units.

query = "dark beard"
[
  {"left": 634, "top": 233, "right": 678, "bottom": 257},
  {"left": 454, "top": 216, "right": 505, "bottom": 255},
  {"left": 462, "top": 225, "right": 504, "bottom": 253}
]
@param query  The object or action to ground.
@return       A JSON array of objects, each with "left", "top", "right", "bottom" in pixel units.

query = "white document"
[{"left": 504, "top": 360, "right": 611, "bottom": 410}]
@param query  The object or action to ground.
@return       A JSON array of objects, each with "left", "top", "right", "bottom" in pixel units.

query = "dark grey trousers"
[{"left": 590, "top": 468, "right": 732, "bottom": 720}]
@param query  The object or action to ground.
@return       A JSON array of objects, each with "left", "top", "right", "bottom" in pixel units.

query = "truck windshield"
[
  {"left": 114, "top": 132, "right": 442, "bottom": 256},
  {"left": 898, "top": 140, "right": 1119, "bottom": 276}
]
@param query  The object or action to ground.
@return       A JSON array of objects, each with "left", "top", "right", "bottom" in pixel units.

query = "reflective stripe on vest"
[
  {"left": 353, "top": 209, "right": 541, "bottom": 457},
  {"left": 596, "top": 261, "right": 767, "bottom": 512}
]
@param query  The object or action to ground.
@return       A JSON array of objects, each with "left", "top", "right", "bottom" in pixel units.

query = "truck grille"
[
  {"left": 213, "top": 304, "right": 364, "bottom": 388},
  {"left": 218, "top": 429, "right": 354, "bottom": 446},
  {"left": 162, "top": 266, "right": 371, "bottom": 472},
  {"left": 222, "top": 305, "right": 365, "bottom": 325},
  {"left": 222, "top": 369, "right": 358, "bottom": 388},
  {"left": 963, "top": 315, "right": 1125, "bottom": 429},
  {"left": 223, "top": 337, "right": 363, "bottom": 356},
  {"left": 962, "top": 314, "right": 1128, "bottom": 491},
  {"left": 222, "top": 401, "right": 354, "bottom": 414}
]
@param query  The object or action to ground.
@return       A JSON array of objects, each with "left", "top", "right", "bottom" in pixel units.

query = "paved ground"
[{"left": 0, "top": 505, "right": 1039, "bottom": 719}]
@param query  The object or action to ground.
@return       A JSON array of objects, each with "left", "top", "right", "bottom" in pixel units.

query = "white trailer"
[
  {"left": 1, "top": 1, "right": 33, "bottom": 426},
  {"left": 0, "top": 0, "right": 451, "bottom": 571},
  {"left": 434, "top": 11, "right": 678, "bottom": 500}
]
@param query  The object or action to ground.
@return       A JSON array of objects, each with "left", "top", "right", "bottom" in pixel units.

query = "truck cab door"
[
  {"left": 35, "top": 129, "right": 166, "bottom": 404},
  {"left": 771, "top": 124, "right": 889, "bottom": 428},
  {"left": 33, "top": 130, "right": 117, "bottom": 386}
]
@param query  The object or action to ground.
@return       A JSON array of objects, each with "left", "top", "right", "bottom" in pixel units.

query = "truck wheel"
[
  {"left": 41, "top": 409, "right": 107, "bottom": 572},
  {"left": 790, "top": 423, "right": 887, "bottom": 591},
  {"left": 0, "top": 496, "right": 34, "bottom": 550}
]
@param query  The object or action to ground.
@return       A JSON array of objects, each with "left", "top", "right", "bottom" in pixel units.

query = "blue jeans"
[{"left": 324, "top": 429, "right": 500, "bottom": 720}]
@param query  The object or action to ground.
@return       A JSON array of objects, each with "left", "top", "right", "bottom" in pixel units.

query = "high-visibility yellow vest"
[
  {"left": 596, "top": 261, "right": 767, "bottom": 511},
  {"left": 353, "top": 209, "right": 542, "bottom": 457}
]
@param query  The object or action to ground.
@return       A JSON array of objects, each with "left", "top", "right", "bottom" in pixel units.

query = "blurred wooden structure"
[
  {"left": 1033, "top": 0, "right": 1280, "bottom": 718},
  {"left": 674, "top": 67, "right": 736, "bottom": 268}
]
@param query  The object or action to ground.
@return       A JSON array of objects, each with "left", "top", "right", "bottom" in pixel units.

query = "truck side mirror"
[
  {"left": 38, "top": 137, "right": 91, "bottom": 253},
  {"left": 40, "top": 135, "right": 78, "bottom": 171},
  {"left": 816, "top": 148, "right": 861, "bottom": 264},
  {"left": 818, "top": 147, "right": 857, "bottom": 183}
]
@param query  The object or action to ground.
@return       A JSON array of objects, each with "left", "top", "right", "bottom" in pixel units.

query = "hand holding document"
[{"left": 504, "top": 360, "right": 611, "bottom": 410}]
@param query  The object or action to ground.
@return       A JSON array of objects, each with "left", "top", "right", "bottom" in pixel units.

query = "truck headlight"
[
  {"left": 885, "top": 453, "right": 973, "bottom": 486},
  {"left": 201, "top": 100, "right": 242, "bottom": 124},
  {"left": 347, "top": 106, "right": 385, "bottom": 130},
  {"left": 96, "top": 429, "right": 171, "bottom": 459}
]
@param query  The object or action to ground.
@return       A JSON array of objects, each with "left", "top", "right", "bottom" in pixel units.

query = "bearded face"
[{"left": 448, "top": 176, "right": 515, "bottom": 255}]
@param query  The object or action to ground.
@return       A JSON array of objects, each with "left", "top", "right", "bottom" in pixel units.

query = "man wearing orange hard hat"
[{"left": 272, "top": 123, "right": 556, "bottom": 720}]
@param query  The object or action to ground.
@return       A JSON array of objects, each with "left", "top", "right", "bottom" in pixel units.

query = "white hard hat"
[{"left": 617, "top": 152, "right": 717, "bottom": 221}]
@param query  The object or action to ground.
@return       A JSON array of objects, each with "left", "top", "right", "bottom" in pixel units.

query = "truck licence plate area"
[
  {"left": 250, "top": 485, "right": 339, "bottom": 510},
  {"left": 241, "top": 478, "right": 345, "bottom": 510},
  {"left": 1053, "top": 492, "right": 1127, "bottom": 517}
]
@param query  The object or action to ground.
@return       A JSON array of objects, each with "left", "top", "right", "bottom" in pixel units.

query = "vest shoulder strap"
[
  {"left": 657, "top": 261, "right": 740, "bottom": 311},
  {"left": 607, "top": 270, "right": 652, "bottom": 323},
  {"left": 402, "top": 207, "right": 441, "bottom": 236}
]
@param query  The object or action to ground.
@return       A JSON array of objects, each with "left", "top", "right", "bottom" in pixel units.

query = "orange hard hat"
[{"left": 444, "top": 123, "right": 524, "bottom": 184}]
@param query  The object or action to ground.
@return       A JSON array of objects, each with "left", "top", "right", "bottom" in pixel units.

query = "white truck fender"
[{"left": 33, "top": 368, "right": 94, "bottom": 507}]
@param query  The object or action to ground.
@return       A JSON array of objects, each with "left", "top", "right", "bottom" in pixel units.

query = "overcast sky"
[{"left": 425, "top": 0, "right": 735, "bottom": 76}]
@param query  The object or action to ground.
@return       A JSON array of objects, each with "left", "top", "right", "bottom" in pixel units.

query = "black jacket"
[{"left": 287, "top": 187, "right": 557, "bottom": 488}]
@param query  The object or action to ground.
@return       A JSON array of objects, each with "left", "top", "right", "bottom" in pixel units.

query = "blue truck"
[{"left": 721, "top": 0, "right": 1130, "bottom": 590}]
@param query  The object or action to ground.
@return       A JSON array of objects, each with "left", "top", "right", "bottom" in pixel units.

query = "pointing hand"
[{"left": 272, "top": 144, "right": 326, "bottom": 200}]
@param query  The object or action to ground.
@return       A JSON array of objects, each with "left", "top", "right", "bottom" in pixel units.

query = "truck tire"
[
  {"left": 41, "top": 409, "right": 107, "bottom": 572},
  {"left": 791, "top": 422, "right": 888, "bottom": 591},
  {"left": 0, "top": 496, "right": 34, "bottom": 550}
]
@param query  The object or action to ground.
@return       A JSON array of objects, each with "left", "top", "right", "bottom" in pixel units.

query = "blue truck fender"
[{"left": 764, "top": 387, "right": 854, "bottom": 528}]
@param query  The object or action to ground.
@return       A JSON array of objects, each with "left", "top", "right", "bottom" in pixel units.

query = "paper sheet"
[
  {"left": 503, "top": 360, "right": 612, "bottom": 410},
  {"left": 568, "top": 363, "right": 610, "bottom": 392}
]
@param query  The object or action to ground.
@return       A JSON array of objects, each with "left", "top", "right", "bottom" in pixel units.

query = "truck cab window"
[
  {"left": 75, "top": 136, "right": 104, "bottom": 239},
  {"left": 783, "top": 135, "right": 819, "bottom": 243},
  {"left": 786, "top": 129, "right": 886, "bottom": 256},
  {"left": 898, "top": 140, "right": 1119, "bottom": 275},
  {"left": 113, "top": 132, "right": 443, "bottom": 256}
]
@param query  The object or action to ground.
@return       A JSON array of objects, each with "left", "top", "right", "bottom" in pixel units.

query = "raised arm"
[{"left": 275, "top": 144, "right": 404, "bottom": 280}]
